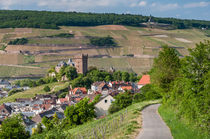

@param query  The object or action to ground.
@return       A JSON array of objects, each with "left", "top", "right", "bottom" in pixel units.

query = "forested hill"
[{"left": 1, "top": 10, "right": 210, "bottom": 29}]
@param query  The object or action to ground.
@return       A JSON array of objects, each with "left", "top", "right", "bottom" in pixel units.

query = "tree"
[
  {"left": 113, "top": 71, "right": 122, "bottom": 81},
  {"left": 108, "top": 92, "right": 133, "bottom": 114},
  {"left": 43, "top": 86, "right": 50, "bottom": 92},
  {"left": 0, "top": 115, "right": 30, "bottom": 139},
  {"left": 165, "top": 40, "right": 210, "bottom": 132},
  {"left": 150, "top": 45, "right": 180, "bottom": 93},
  {"left": 64, "top": 98, "right": 95, "bottom": 127},
  {"left": 140, "top": 84, "right": 161, "bottom": 100},
  {"left": 129, "top": 73, "right": 137, "bottom": 82},
  {"left": 122, "top": 72, "right": 130, "bottom": 82},
  {"left": 42, "top": 117, "right": 53, "bottom": 131},
  {"left": 64, "top": 66, "right": 78, "bottom": 81}
]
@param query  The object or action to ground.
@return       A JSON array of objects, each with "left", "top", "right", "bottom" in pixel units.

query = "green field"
[
  {"left": 158, "top": 105, "right": 210, "bottom": 139},
  {"left": 0, "top": 25, "right": 209, "bottom": 77}
]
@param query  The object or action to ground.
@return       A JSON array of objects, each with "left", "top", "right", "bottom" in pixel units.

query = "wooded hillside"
[{"left": 0, "top": 10, "right": 210, "bottom": 29}]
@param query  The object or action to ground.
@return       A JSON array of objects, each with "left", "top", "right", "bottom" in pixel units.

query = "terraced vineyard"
[{"left": 0, "top": 25, "right": 209, "bottom": 77}]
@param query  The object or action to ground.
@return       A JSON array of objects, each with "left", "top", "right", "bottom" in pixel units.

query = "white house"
[{"left": 94, "top": 95, "right": 115, "bottom": 118}]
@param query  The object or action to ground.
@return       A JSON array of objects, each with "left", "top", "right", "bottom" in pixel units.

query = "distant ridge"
[{"left": 0, "top": 10, "right": 210, "bottom": 29}]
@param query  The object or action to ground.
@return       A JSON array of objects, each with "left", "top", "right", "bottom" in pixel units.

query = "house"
[
  {"left": 21, "top": 114, "right": 36, "bottom": 135},
  {"left": 0, "top": 90, "right": 8, "bottom": 98},
  {"left": 137, "top": 75, "right": 151, "bottom": 89},
  {"left": 55, "top": 61, "right": 67, "bottom": 73},
  {"left": 0, "top": 104, "right": 12, "bottom": 119},
  {"left": 91, "top": 82, "right": 110, "bottom": 94},
  {"left": 32, "top": 108, "right": 64, "bottom": 124},
  {"left": 56, "top": 98, "right": 69, "bottom": 105},
  {"left": 94, "top": 95, "right": 115, "bottom": 118},
  {"left": 118, "top": 85, "right": 133, "bottom": 92},
  {"left": 69, "top": 87, "right": 87, "bottom": 95},
  {"left": 109, "top": 81, "right": 132, "bottom": 90},
  {"left": 0, "top": 79, "right": 11, "bottom": 89}
]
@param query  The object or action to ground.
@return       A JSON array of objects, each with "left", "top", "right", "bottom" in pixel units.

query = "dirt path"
[{"left": 136, "top": 104, "right": 173, "bottom": 139}]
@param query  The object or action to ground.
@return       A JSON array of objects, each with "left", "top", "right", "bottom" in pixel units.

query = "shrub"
[
  {"left": 108, "top": 104, "right": 121, "bottom": 114},
  {"left": 8, "top": 38, "right": 28, "bottom": 45},
  {"left": 90, "top": 36, "right": 117, "bottom": 47},
  {"left": 44, "top": 86, "right": 50, "bottom": 92}
]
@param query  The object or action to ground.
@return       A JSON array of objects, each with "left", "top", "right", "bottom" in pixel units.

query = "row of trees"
[
  {"left": 150, "top": 41, "right": 210, "bottom": 133},
  {"left": 50, "top": 65, "right": 139, "bottom": 89},
  {"left": 0, "top": 10, "right": 210, "bottom": 29}
]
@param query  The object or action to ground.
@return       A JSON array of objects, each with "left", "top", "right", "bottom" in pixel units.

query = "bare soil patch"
[
  {"left": 94, "top": 25, "right": 128, "bottom": 30},
  {"left": 154, "top": 34, "right": 168, "bottom": 38},
  {"left": 14, "top": 28, "right": 32, "bottom": 34},
  {"left": 175, "top": 38, "right": 192, "bottom": 43}
]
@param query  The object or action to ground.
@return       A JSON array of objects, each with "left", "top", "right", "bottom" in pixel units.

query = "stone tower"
[{"left": 74, "top": 54, "right": 88, "bottom": 74}]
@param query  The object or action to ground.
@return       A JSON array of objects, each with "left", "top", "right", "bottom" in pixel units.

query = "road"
[{"left": 136, "top": 104, "right": 173, "bottom": 139}]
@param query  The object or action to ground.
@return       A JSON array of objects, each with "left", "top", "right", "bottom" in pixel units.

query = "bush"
[
  {"left": 0, "top": 115, "right": 30, "bottom": 139},
  {"left": 8, "top": 88, "right": 24, "bottom": 96},
  {"left": 141, "top": 84, "right": 162, "bottom": 100},
  {"left": 109, "top": 92, "right": 133, "bottom": 114},
  {"left": 47, "top": 33, "right": 74, "bottom": 38},
  {"left": 44, "top": 86, "right": 51, "bottom": 92},
  {"left": 133, "top": 93, "right": 145, "bottom": 103},
  {"left": 8, "top": 38, "right": 28, "bottom": 45},
  {"left": 90, "top": 36, "right": 117, "bottom": 47},
  {"left": 108, "top": 104, "right": 121, "bottom": 114}
]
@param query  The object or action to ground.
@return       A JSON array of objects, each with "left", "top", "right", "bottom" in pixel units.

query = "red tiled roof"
[
  {"left": 58, "top": 98, "right": 68, "bottom": 103},
  {"left": 121, "top": 86, "right": 133, "bottom": 90},
  {"left": 41, "top": 104, "right": 52, "bottom": 110},
  {"left": 138, "top": 75, "right": 150, "bottom": 85},
  {"left": 72, "top": 87, "right": 87, "bottom": 94}
]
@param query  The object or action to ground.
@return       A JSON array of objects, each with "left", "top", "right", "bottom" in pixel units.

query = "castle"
[{"left": 54, "top": 54, "right": 88, "bottom": 75}]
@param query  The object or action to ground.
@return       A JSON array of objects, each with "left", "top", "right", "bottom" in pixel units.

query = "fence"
[{"left": 70, "top": 109, "right": 128, "bottom": 139}]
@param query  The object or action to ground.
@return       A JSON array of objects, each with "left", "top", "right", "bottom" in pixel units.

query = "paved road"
[{"left": 136, "top": 104, "right": 173, "bottom": 139}]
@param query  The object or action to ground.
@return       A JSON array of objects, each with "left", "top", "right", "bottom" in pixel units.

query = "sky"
[{"left": 0, "top": 0, "right": 210, "bottom": 21}]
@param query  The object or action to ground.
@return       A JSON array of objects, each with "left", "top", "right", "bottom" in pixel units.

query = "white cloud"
[
  {"left": 150, "top": 2, "right": 179, "bottom": 11},
  {"left": 184, "top": 2, "right": 210, "bottom": 8},
  {"left": 0, "top": 0, "right": 15, "bottom": 9},
  {"left": 139, "top": 1, "right": 147, "bottom": 7}
]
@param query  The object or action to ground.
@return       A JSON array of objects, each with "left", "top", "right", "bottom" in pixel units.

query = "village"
[{"left": 0, "top": 54, "right": 151, "bottom": 135}]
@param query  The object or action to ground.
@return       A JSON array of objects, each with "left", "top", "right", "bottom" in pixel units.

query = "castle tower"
[{"left": 74, "top": 54, "right": 88, "bottom": 74}]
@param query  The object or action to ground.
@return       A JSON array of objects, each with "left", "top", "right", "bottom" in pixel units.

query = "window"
[{"left": 104, "top": 99, "right": 107, "bottom": 103}]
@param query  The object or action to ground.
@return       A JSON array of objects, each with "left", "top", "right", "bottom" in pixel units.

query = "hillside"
[
  {"left": 0, "top": 82, "right": 69, "bottom": 104},
  {"left": 0, "top": 25, "right": 209, "bottom": 77},
  {"left": 1, "top": 10, "right": 210, "bottom": 29},
  {"left": 31, "top": 100, "right": 160, "bottom": 139}
]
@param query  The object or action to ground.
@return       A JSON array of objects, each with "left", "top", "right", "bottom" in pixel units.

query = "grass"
[
  {"left": 158, "top": 105, "right": 210, "bottom": 139},
  {"left": 0, "top": 82, "right": 68, "bottom": 104},
  {"left": 65, "top": 99, "right": 161, "bottom": 139},
  {"left": 0, "top": 65, "right": 46, "bottom": 78}
]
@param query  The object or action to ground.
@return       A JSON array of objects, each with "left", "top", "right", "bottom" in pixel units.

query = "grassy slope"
[
  {"left": 0, "top": 82, "right": 69, "bottom": 104},
  {"left": 31, "top": 100, "right": 161, "bottom": 139},
  {"left": 0, "top": 26, "right": 209, "bottom": 77},
  {"left": 0, "top": 65, "right": 46, "bottom": 78},
  {"left": 158, "top": 105, "right": 210, "bottom": 139}
]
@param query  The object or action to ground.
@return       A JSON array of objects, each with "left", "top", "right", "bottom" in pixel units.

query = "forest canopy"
[{"left": 0, "top": 10, "right": 210, "bottom": 29}]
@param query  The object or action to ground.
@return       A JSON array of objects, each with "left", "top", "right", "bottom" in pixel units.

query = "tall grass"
[{"left": 158, "top": 105, "right": 210, "bottom": 139}]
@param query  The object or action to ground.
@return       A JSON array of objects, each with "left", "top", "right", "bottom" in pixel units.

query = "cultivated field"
[{"left": 0, "top": 25, "right": 209, "bottom": 77}]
